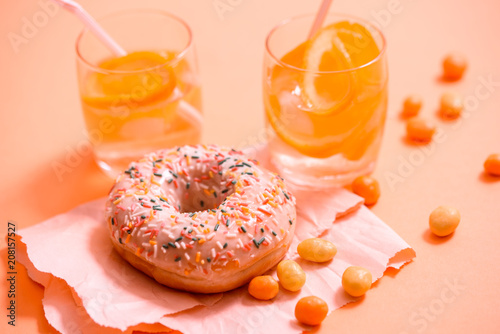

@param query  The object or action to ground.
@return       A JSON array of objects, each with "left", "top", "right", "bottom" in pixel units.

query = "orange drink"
[
  {"left": 263, "top": 14, "right": 388, "bottom": 187},
  {"left": 76, "top": 10, "right": 202, "bottom": 176}
]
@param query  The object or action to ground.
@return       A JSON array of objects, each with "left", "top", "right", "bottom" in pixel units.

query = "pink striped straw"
[
  {"left": 308, "top": 0, "right": 333, "bottom": 39},
  {"left": 51, "top": 0, "right": 204, "bottom": 128},
  {"left": 51, "top": 0, "right": 126, "bottom": 56}
]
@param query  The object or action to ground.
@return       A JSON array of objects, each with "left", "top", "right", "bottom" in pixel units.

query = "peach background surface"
[{"left": 1, "top": 0, "right": 499, "bottom": 333}]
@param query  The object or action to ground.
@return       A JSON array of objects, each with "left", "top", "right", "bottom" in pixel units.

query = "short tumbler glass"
[{"left": 76, "top": 9, "right": 202, "bottom": 177}]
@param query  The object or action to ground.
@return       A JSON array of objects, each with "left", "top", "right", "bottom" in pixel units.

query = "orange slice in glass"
[
  {"left": 82, "top": 51, "right": 176, "bottom": 109},
  {"left": 332, "top": 21, "right": 380, "bottom": 68},
  {"left": 266, "top": 21, "right": 381, "bottom": 159},
  {"left": 302, "top": 21, "right": 380, "bottom": 114},
  {"left": 301, "top": 25, "right": 354, "bottom": 115}
]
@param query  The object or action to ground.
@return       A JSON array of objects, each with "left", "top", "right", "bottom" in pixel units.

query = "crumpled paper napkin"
[{"left": 18, "top": 145, "right": 415, "bottom": 333}]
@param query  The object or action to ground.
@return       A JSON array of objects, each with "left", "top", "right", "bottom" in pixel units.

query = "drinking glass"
[
  {"left": 263, "top": 13, "right": 388, "bottom": 188},
  {"left": 76, "top": 9, "right": 202, "bottom": 176}
]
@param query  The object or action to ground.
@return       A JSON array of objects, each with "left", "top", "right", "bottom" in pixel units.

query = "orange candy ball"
[
  {"left": 295, "top": 296, "right": 329, "bottom": 326},
  {"left": 484, "top": 154, "right": 500, "bottom": 176},
  {"left": 352, "top": 176, "right": 381, "bottom": 206},
  {"left": 342, "top": 266, "right": 372, "bottom": 297},
  {"left": 440, "top": 92, "right": 463, "bottom": 119},
  {"left": 443, "top": 53, "right": 467, "bottom": 81},
  {"left": 402, "top": 95, "right": 423, "bottom": 117},
  {"left": 429, "top": 206, "right": 461, "bottom": 237},
  {"left": 297, "top": 238, "right": 337, "bottom": 263},
  {"left": 406, "top": 117, "right": 436, "bottom": 142},
  {"left": 248, "top": 275, "right": 279, "bottom": 300},
  {"left": 277, "top": 260, "right": 306, "bottom": 292}
]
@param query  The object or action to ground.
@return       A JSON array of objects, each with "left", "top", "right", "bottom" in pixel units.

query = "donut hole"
[{"left": 177, "top": 174, "right": 236, "bottom": 214}]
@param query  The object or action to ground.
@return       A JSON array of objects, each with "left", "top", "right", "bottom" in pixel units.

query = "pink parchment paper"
[
  {"left": 18, "top": 189, "right": 415, "bottom": 334},
  {"left": 18, "top": 143, "right": 415, "bottom": 333}
]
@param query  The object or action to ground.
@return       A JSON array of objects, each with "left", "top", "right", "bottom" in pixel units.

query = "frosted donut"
[{"left": 105, "top": 145, "right": 296, "bottom": 293}]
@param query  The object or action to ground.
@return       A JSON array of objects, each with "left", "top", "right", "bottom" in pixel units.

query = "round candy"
[
  {"left": 295, "top": 296, "right": 328, "bottom": 326},
  {"left": 440, "top": 92, "right": 463, "bottom": 119},
  {"left": 342, "top": 266, "right": 372, "bottom": 297},
  {"left": 484, "top": 154, "right": 500, "bottom": 176},
  {"left": 297, "top": 238, "right": 337, "bottom": 263},
  {"left": 352, "top": 175, "right": 381, "bottom": 206},
  {"left": 443, "top": 53, "right": 467, "bottom": 81},
  {"left": 406, "top": 117, "right": 436, "bottom": 142},
  {"left": 402, "top": 95, "right": 423, "bottom": 117},
  {"left": 248, "top": 275, "right": 279, "bottom": 300},
  {"left": 429, "top": 206, "right": 461, "bottom": 237},
  {"left": 277, "top": 260, "right": 306, "bottom": 291}
]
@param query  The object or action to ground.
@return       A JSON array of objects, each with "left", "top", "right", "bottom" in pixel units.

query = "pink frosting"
[{"left": 105, "top": 145, "right": 296, "bottom": 280}]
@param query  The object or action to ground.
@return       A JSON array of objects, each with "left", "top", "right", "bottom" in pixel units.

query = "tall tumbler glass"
[{"left": 263, "top": 13, "right": 388, "bottom": 188}]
